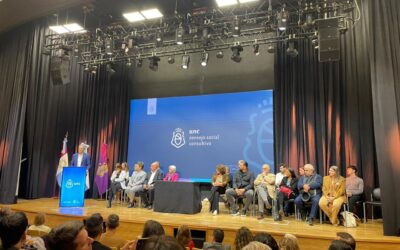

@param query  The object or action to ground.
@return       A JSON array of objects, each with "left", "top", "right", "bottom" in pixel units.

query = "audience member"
[
  {"left": 295, "top": 163, "right": 322, "bottom": 225},
  {"left": 234, "top": 227, "right": 253, "bottom": 250},
  {"left": 254, "top": 164, "right": 276, "bottom": 220},
  {"left": 100, "top": 214, "right": 128, "bottom": 249},
  {"left": 0, "top": 209, "right": 28, "bottom": 250},
  {"left": 278, "top": 234, "right": 299, "bottom": 250},
  {"left": 336, "top": 232, "right": 356, "bottom": 249},
  {"left": 139, "top": 161, "right": 164, "bottom": 209},
  {"left": 142, "top": 220, "right": 165, "bottom": 238},
  {"left": 85, "top": 213, "right": 111, "bottom": 250},
  {"left": 242, "top": 241, "right": 272, "bottom": 250},
  {"left": 107, "top": 163, "right": 128, "bottom": 208},
  {"left": 28, "top": 213, "right": 51, "bottom": 234},
  {"left": 345, "top": 166, "right": 364, "bottom": 214},
  {"left": 205, "top": 165, "right": 229, "bottom": 215},
  {"left": 203, "top": 229, "right": 231, "bottom": 250},
  {"left": 176, "top": 225, "right": 195, "bottom": 250},
  {"left": 319, "top": 166, "right": 346, "bottom": 226},
  {"left": 328, "top": 240, "right": 353, "bottom": 250},
  {"left": 275, "top": 164, "right": 288, "bottom": 186},
  {"left": 226, "top": 160, "right": 255, "bottom": 216},
  {"left": 275, "top": 168, "right": 298, "bottom": 221},
  {"left": 163, "top": 165, "right": 179, "bottom": 182},
  {"left": 44, "top": 220, "right": 93, "bottom": 250},
  {"left": 254, "top": 233, "right": 278, "bottom": 250},
  {"left": 126, "top": 161, "right": 147, "bottom": 208},
  {"left": 138, "top": 235, "right": 184, "bottom": 250}
]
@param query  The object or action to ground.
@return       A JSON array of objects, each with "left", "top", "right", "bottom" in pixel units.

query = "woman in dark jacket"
[{"left": 274, "top": 167, "right": 298, "bottom": 221}]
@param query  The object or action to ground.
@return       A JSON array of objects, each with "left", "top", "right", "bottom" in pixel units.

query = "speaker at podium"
[{"left": 60, "top": 167, "right": 86, "bottom": 207}]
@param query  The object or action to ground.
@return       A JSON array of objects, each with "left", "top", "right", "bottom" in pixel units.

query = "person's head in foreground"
[
  {"left": 328, "top": 240, "right": 354, "bottom": 250},
  {"left": 234, "top": 227, "right": 253, "bottom": 250},
  {"left": 0, "top": 209, "right": 28, "bottom": 249},
  {"left": 243, "top": 241, "right": 272, "bottom": 250},
  {"left": 44, "top": 220, "right": 93, "bottom": 250},
  {"left": 106, "top": 214, "right": 120, "bottom": 230},
  {"left": 176, "top": 225, "right": 192, "bottom": 248},
  {"left": 278, "top": 234, "right": 299, "bottom": 250},
  {"left": 142, "top": 220, "right": 165, "bottom": 238},
  {"left": 254, "top": 232, "right": 278, "bottom": 250},
  {"left": 336, "top": 232, "right": 356, "bottom": 249}
]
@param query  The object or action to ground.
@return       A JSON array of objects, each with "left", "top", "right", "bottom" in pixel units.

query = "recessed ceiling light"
[
  {"left": 239, "top": 0, "right": 258, "bottom": 3},
  {"left": 140, "top": 8, "right": 163, "bottom": 19},
  {"left": 123, "top": 12, "right": 145, "bottom": 22},
  {"left": 216, "top": 0, "right": 237, "bottom": 7},
  {"left": 63, "top": 23, "right": 84, "bottom": 32},
  {"left": 49, "top": 25, "right": 69, "bottom": 34}
]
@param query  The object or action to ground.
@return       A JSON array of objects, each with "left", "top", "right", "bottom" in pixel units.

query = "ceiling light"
[
  {"left": 176, "top": 25, "right": 184, "bottom": 45},
  {"left": 49, "top": 25, "right": 69, "bottom": 34},
  {"left": 277, "top": 5, "right": 288, "bottom": 31},
  {"left": 123, "top": 12, "right": 145, "bottom": 22},
  {"left": 233, "top": 16, "right": 241, "bottom": 37},
  {"left": 181, "top": 54, "right": 190, "bottom": 69},
  {"left": 155, "top": 30, "right": 163, "bottom": 47},
  {"left": 231, "top": 45, "right": 243, "bottom": 63},
  {"left": 216, "top": 0, "right": 237, "bottom": 7},
  {"left": 126, "top": 59, "right": 132, "bottom": 67},
  {"left": 201, "top": 51, "right": 209, "bottom": 67},
  {"left": 141, "top": 8, "right": 163, "bottom": 19},
  {"left": 63, "top": 23, "right": 84, "bottom": 32},
  {"left": 149, "top": 56, "right": 160, "bottom": 71},
  {"left": 286, "top": 41, "right": 298, "bottom": 57},
  {"left": 105, "top": 38, "right": 114, "bottom": 55},
  {"left": 239, "top": 0, "right": 258, "bottom": 3},
  {"left": 216, "top": 51, "right": 224, "bottom": 59}
]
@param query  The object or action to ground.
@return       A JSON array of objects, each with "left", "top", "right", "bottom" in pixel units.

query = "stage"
[{"left": 3, "top": 198, "right": 400, "bottom": 250}]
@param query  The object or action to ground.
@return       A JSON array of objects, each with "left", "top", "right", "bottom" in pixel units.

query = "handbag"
[
  {"left": 279, "top": 186, "right": 293, "bottom": 198},
  {"left": 341, "top": 211, "right": 359, "bottom": 227}
]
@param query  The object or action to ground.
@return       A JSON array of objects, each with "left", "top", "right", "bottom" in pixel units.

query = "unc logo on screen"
[
  {"left": 65, "top": 179, "right": 74, "bottom": 189},
  {"left": 171, "top": 128, "right": 186, "bottom": 148}
]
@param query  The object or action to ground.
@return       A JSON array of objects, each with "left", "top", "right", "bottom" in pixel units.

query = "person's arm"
[
  {"left": 157, "top": 170, "right": 164, "bottom": 180},
  {"left": 70, "top": 154, "right": 76, "bottom": 166},
  {"left": 163, "top": 174, "right": 168, "bottom": 181},
  {"left": 110, "top": 171, "right": 116, "bottom": 181},
  {"left": 297, "top": 177, "right": 304, "bottom": 191},
  {"left": 172, "top": 173, "right": 179, "bottom": 182},
  {"left": 322, "top": 176, "right": 329, "bottom": 197},
  {"left": 266, "top": 174, "right": 276, "bottom": 185},
  {"left": 115, "top": 171, "right": 126, "bottom": 182},
  {"left": 334, "top": 177, "right": 346, "bottom": 198},
  {"left": 254, "top": 174, "right": 262, "bottom": 187},
  {"left": 353, "top": 178, "right": 364, "bottom": 195},
  {"left": 244, "top": 172, "right": 255, "bottom": 191},
  {"left": 85, "top": 154, "right": 91, "bottom": 170},
  {"left": 309, "top": 174, "right": 322, "bottom": 190},
  {"left": 232, "top": 172, "right": 238, "bottom": 189},
  {"left": 221, "top": 174, "right": 229, "bottom": 187},
  {"left": 137, "top": 172, "right": 147, "bottom": 185}
]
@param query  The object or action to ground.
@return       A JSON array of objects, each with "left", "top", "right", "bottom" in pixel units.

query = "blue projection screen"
[{"left": 127, "top": 90, "right": 274, "bottom": 181}]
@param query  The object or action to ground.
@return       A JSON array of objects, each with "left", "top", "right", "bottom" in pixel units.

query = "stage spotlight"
[
  {"left": 286, "top": 41, "right": 298, "bottom": 57},
  {"left": 267, "top": 44, "right": 275, "bottom": 53},
  {"left": 84, "top": 64, "right": 90, "bottom": 71},
  {"left": 202, "top": 27, "right": 211, "bottom": 46},
  {"left": 105, "top": 37, "right": 114, "bottom": 55},
  {"left": 253, "top": 43, "right": 260, "bottom": 56},
  {"left": 149, "top": 56, "right": 160, "bottom": 71},
  {"left": 216, "top": 50, "right": 224, "bottom": 59},
  {"left": 200, "top": 51, "right": 209, "bottom": 67},
  {"left": 168, "top": 56, "right": 175, "bottom": 64},
  {"left": 106, "top": 64, "right": 116, "bottom": 74},
  {"left": 155, "top": 30, "right": 163, "bottom": 47},
  {"left": 136, "top": 58, "right": 143, "bottom": 68},
  {"left": 233, "top": 16, "right": 241, "bottom": 37},
  {"left": 176, "top": 24, "right": 184, "bottom": 45},
  {"left": 91, "top": 65, "right": 97, "bottom": 74},
  {"left": 231, "top": 44, "right": 243, "bottom": 63},
  {"left": 277, "top": 4, "right": 288, "bottom": 31},
  {"left": 181, "top": 54, "right": 190, "bottom": 69}
]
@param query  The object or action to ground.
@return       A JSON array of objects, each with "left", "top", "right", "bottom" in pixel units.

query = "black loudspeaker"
[
  {"left": 317, "top": 18, "right": 340, "bottom": 62},
  {"left": 50, "top": 56, "right": 71, "bottom": 85}
]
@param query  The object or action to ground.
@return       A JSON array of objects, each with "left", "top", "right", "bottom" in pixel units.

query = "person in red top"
[
  {"left": 176, "top": 225, "right": 194, "bottom": 250},
  {"left": 163, "top": 165, "right": 179, "bottom": 182}
]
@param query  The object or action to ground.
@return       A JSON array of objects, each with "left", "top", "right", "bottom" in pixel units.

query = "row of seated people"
[
  {"left": 0, "top": 208, "right": 358, "bottom": 250},
  {"left": 206, "top": 160, "right": 363, "bottom": 226}
]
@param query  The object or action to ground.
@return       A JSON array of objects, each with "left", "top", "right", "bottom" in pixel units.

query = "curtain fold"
[{"left": 366, "top": 0, "right": 400, "bottom": 236}]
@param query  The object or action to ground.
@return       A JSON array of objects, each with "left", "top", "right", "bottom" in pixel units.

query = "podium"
[{"left": 60, "top": 167, "right": 86, "bottom": 207}]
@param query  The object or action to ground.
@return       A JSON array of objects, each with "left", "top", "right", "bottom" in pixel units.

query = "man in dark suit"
[
  {"left": 139, "top": 161, "right": 164, "bottom": 209},
  {"left": 203, "top": 229, "right": 231, "bottom": 250},
  {"left": 71, "top": 143, "right": 91, "bottom": 170}
]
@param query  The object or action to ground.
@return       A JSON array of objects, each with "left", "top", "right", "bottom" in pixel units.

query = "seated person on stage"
[
  {"left": 294, "top": 163, "right": 322, "bottom": 225},
  {"left": 299, "top": 166, "right": 305, "bottom": 177},
  {"left": 106, "top": 163, "right": 128, "bottom": 208},
  {"left": 139, "top": 161, "right": 164, "bottom": 209},
  {"left": 28, "top": 213, "right": 52, "bottom": 234},
  {"left": 226, "top": 160, "right": 255, "bottom": 216},
  {"left": 254, "top": 164, "right": 276, "bottom": 220},
  {"left": 125, "top": 161, "right": 147, "bottom": 208},
  {"left": 203, "top": 229, "right": 231, "bottom": 250},
  {"left": 205, "top": 164, "right": 229, "bottom": 215},
  {"left": 99, "top": 214, "right": 127, "bottom": 249},
  {"left": 85, "top": 213, "right": 111, "bottom": 250},
  {"left": 121, "top": 162, "right": 130, "bottom": 183},
  {"left": 163, "top": 165, "right": 179, "bottom": 182},
  {"left": 345, "top": 165, "right": 364, "bottom": 214},
  {"left": 274, "top": 168, "right": 298, "bottom": 221},
  {"left": 319, "top": 166, "right": 346, "bottom": 226},
  {"left": 225, "top": 166, "right": 233, "bottom": 188},
  {"left": 275, "top": 163, "right": 288, "bottom": 186}
]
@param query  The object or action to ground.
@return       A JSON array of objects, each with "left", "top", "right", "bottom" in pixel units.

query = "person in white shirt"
[
  {"left": 139, "top": 161, "right": 164, "bottom": 209},
  {"left": 107, "top": 163, "right": 128, "bottom": 208},
  {"left": 275, "top": 164, "right": 288, "bottom": 186}
]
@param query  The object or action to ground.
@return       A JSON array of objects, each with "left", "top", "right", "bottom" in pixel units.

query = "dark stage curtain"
[
  {"left": 274, "top": 2, "right": 377, "bottom": 206},
  {"left": 0, "top": 20, "right": 131, "bottom": 203},
  {"left": 365, "top": 0, "right": 400, "bottom": 236}
]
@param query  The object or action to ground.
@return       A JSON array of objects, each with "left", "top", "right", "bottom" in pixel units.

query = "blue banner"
[
  {"left": 127, "top": 90, "right": 274, "bottom": 180},
  {"left": 60, "top": 167, "right": 86, "bottom": 207}
]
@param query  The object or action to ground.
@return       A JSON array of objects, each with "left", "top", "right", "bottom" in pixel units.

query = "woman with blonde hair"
[
  {"left": 319, "top": 166, "right": 346, "bottom": 226},
  {"left": 278, "top": 234, "right": 299, "bottom": 250}
]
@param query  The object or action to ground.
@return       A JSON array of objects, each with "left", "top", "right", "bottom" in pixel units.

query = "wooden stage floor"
[{"left": 3, "top": 198, "right": 400, "bottom": 250}]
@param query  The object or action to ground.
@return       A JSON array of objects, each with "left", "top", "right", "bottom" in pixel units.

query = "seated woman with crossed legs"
[
  {"left": 205, "top": 164, "right": 229, "bottom": 215},
  {"left": 319, "top": 165, "right": 346, "bottom": 226}
]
